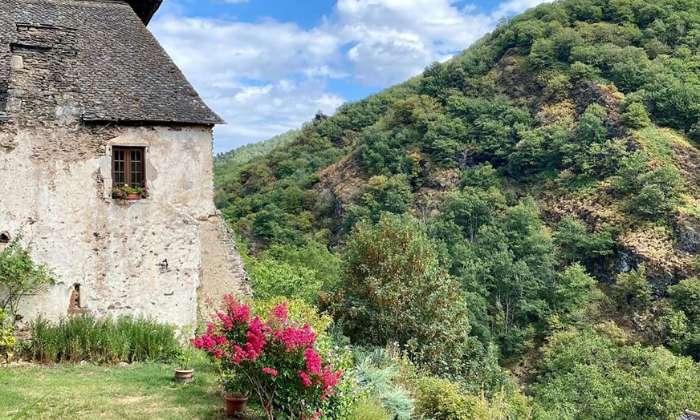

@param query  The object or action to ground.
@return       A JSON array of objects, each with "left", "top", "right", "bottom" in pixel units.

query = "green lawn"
[{"left": 0, "top": 360, "right": 261, "bottom": 419}]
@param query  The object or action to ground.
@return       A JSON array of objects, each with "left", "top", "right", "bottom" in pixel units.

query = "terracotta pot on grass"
[
  {"left": 224, "top": 394, "right": 249, "bottom": 417},
  {"left": 174, "top": 369, "right": 194, "bottom": 383}
]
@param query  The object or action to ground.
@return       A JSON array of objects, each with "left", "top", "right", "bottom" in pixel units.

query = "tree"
[
  {"left": 551, "top": 264, "right": 600, "bottom": 325},
  {"left": 0, "top": 237, "right": 54, "bottom": 323},
  {"left": 669, "top": 277, "right": 700, "bottom": 323},
  {"left": 553, "top": 216, "right": 616, "bottom": 275},
  {"left": 629, "top": 166, "right": 683, "bottom": 219},
  {"left": 621, "top": 102, "right": 652, "bottom": 129},
  {"left": 533, "top": 328, "right": 700, "bottom": 420},
  {"left": 611, "top": 265, "right": 652, "bottom": 314},
  {"left": 332, "top": 213, "right": 473, "bottom": 375}
]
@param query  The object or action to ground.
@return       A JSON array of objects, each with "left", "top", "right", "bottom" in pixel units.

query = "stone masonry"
[{"left": 0, "top": 0, "right": 247, "bottom": 331}]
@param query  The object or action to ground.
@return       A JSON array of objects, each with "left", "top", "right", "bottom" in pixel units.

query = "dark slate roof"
[{"left": 0, "top": 0, "right": 223, "bottom": 125}]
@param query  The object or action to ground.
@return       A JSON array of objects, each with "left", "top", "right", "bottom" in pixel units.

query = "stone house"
[{"left": 0, "top": 0, "right": 246, "bottom": 329}]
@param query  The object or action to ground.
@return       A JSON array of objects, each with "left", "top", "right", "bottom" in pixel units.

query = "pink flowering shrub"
[{"left": 193, "top": 294, "right": 343, "bottom": 419}]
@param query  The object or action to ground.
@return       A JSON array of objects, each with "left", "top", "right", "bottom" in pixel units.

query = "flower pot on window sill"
[
  {"left": 224, "top": 393, "right": 248, "bottom": 417},
  {"left": 126, "top": 193, "right": 141, "bottom": 201}
]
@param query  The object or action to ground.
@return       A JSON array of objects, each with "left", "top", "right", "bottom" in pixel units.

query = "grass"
[{"left": 0, "top": 358, "right": 263, "bottom": 420}]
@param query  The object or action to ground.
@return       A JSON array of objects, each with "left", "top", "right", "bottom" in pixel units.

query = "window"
[{"left": 112, "top": 147, "right": 145, "bottom": 188}]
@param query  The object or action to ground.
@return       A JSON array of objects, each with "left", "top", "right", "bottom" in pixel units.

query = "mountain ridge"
[{"left": 214, "top": 0, "right": 700, "bottom": 416}]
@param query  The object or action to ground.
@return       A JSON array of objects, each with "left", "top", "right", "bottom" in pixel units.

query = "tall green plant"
[
  {"left": 332, "top": 213, "right": 474, "bottom": 376},
  {"left": 24, "top": 315, "right": 179, "bottom": 364},
  {"left": 0, "top": 236, "right": 54, "bottom": 322}
]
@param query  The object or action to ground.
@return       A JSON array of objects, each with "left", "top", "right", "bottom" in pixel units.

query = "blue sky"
[{"left": 150, "top": 0, "right": 549, "bottom": 153}]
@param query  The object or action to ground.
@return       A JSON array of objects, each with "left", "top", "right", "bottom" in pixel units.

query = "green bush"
[
  {"left": 249, "top": 241, "right": 341, "bottom": 304},
  {"left": 621, "top": 101, "right": 652, "bottom": 129},
  {"left": 415, "top": 376, "right": 532, "bottom": 420},
  {"left": 347, "top": 397, "right": 392, "bottom": 420},
  {"left": 332, "top": 213, "right": 473, "bottom": 376},
  {"left": 415, "top": 376, "right": 475, "bottom": 420},
  {"left": 668, "top": 277, "right": 700, "bottom": 322},
  {"left": 0, "top": 309, "right": 16, "bottom": 362},
  {"left": 354, "top": 349, "right": 415, "bottom": 420},
  {"left": 0, "top": 237, "right": 54, "bottom": 321},
  {"left": 23, "top": 315, "right": 180, "bottom": 364},
  {"left": 554, "top": 216, "right": 616, "bottom": 272},
  {"left": 611, "top": 265, "right": 652, "bottom": 314},
  {"left": 533, "top": 328, "right": 700, "bottom": 420},
  {"left": 616, "top": 159, "right": 684, "bottom": 220}
]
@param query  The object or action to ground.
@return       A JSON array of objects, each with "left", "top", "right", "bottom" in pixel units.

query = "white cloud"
[
  {"left": 150, "top": 0, "right": 551, "bottom": 152},
  {"left": 208, "top": 80, "right": 344, "bottom": 152},
  {"left": 152, "top": 16, "right": 340, "bottom": 89},
  {"left": 331, "top": 0, "right": 551, "bottom": 85},
  {"left": 492, "top": 0, "right": 550, "bottom": 18}
]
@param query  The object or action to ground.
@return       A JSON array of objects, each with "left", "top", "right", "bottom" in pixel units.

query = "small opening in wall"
[
  {"left": 0, "top": 232, "right": 10, "bottom": 244},
  {"left": 68, "top": 283, "right": 82, "bottom": 315}
]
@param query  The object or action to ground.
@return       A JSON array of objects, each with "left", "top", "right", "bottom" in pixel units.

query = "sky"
[{"left": 150, "top": 0, "right": 550, "bottom": 153}]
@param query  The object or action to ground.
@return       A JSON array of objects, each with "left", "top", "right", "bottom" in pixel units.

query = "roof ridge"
[{"left": 23, "top": 0, "right": 162, "bottom": 25}]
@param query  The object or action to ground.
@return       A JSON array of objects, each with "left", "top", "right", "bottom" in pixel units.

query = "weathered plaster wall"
[
  {"left": 198, "top": 214, "right": 250, "bottom": 320},
  {"left": 0, "top": 124, "right": 244, "bottom": 330}
]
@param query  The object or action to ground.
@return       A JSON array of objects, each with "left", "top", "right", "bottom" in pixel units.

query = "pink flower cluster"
[
  {"left": 274, "top": 324, "right": 317, "bottom": 351},
  {"left": 192, "top": 295, "right": 343, "bottom": 406},
  {"left": 232, "top": 316, "right": 269, "bottom": 363},
  {"left": 299, "top": 348, "right": 343, "bottom": 396},
  {"left": 262, "top": 367, "right": 279, "bottom": 377}
]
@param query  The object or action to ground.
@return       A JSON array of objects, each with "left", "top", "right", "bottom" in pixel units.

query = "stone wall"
[{"left": 0, "top": 124, "right": 247, "bottom": 330}]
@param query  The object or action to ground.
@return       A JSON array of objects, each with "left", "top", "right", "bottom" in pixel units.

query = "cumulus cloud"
[
  {"left": 151, "top": 0, "right": 550, "bottom": 152},
  {"left": 209, "top": 80, "right": 344, "bottom": 151}
]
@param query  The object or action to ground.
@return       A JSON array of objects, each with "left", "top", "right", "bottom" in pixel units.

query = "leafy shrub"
[
  {"left": 554, "top": 216, "right": 616, "bottom": 273},
  {"left": 346, "top": 175, "right": 413, "bottom": 226},
  {"left": 667, "top": 278, "right": 700, "bottom": 360},
  {"left": 415, "top": 376, "right": 532, "bottom": 420},
  {"left": 0, "top": 310, "right": 16, "bottom": 362},
  {"left": 193, "top": 295, "right": 344, "bottom": 420},
  {"left": 250, "top": 260, "right": 321, "bottom": 303},
  {"left": 346, "top": 397, "right": 392, "bottom": 420},
  {"left": 621, "top": 101, "right": 652, "bottom": 129},
  {"left": 23, "top": 315, "right": 179, "bottom": 364},
  {"left": 414, "top": 377, "right": 475, "bottom": 420},
  {"left": 332, "top": 213, "right": 473, "bottom": 376},
  {"left": 550, "top": 264, "right": 601, "bottom": 326},
  {"left": 533, "top": 328, "right": 700, "bottom": 420},
  {"left": 0, "top": 237, "right": 54, "bottom": 321},
  {"left": 668, "top": 277, "right": 700, "bottom": 322},
  {"left": 354, "top": 349, "right": 415, "bottom": 420},
  {"left": 616, "top": 154, "right": 684, "bottom": 220},
  {"left": 249, "top": 241, "right": 341, "bottom": 305},
  {"left": 611, "top": 265, "right": 652, "bottom": 314}
]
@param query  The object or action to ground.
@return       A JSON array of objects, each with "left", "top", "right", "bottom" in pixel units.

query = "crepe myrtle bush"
[{"left": 193, "top": 295, "right": 343, "bottom": 420}]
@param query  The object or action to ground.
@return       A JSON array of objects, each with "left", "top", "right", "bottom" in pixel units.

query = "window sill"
[{"left": 111, "top": 197, "right": 150, "bottom": 204}]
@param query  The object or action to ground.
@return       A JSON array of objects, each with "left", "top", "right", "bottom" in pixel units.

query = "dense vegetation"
[
  {"left": 23, "top": 315, "right": 180, "bottom": 364},
  {"left": 214, "top": 0, "right": 700, "bottom": 417}
]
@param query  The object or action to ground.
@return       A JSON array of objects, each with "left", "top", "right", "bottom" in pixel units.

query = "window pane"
[
  {"left": 113, "top": 150, "right": 125, "bottom": 186},
  {"left": 130, "top": 150, "right": 143, "bottom": 186}
]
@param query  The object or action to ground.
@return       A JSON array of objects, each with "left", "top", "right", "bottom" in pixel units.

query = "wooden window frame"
[{"left": 112, "top": 146, "right": 146, "bottom": 188}]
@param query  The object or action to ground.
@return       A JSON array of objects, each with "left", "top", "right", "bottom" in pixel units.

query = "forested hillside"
[{"left": 214, "top": 0, "right": 700, "bottom": 417}]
